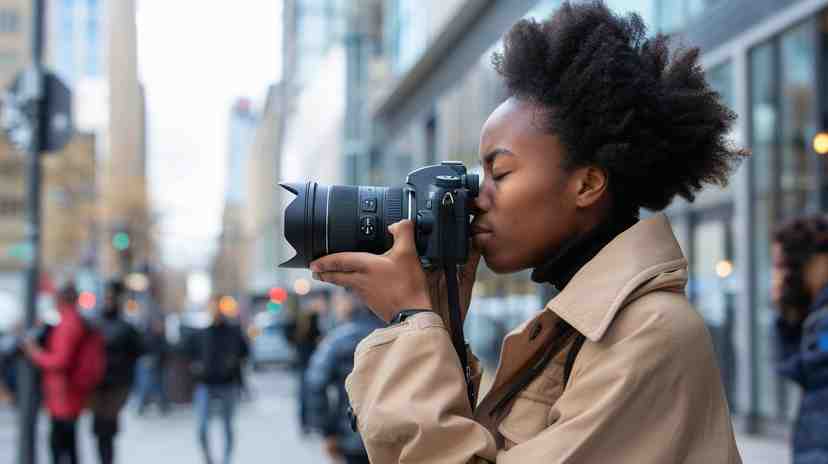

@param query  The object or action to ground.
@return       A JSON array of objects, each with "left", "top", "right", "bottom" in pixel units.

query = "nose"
[{"left": 473, "top": 179, "right": 493, "bottom": 214}]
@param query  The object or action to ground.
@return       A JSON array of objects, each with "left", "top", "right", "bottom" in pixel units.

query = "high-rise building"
[
  {"left": 0, "top": 0, "right": 33, "bottom": 310},
  {"left": 225, "top": 98, "right": 258, "bottom": 207},
  {"left": 49, "top": 0, "right": 104, "bottom": 86},
  {"left": 103, "top": 0, "right": 149, "bottom": 277},
  {"left": 211, "top": 98, "right": 258, "bottom": 298},
  {"left": 244, "top": 84, "right": 284, "bottom": 295}
]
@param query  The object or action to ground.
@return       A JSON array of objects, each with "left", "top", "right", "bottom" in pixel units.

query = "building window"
[
  {"left": 0, "top": 195, "right": 24, "bottom": 216},
  {"left": 85, "top": 0, "right": 101, "bottom": 76},
  {"left": 748, "top": 17, "right": 821, "bottom": 422},
  {"left": 0, "top": 9, "right": 18, "bottom": 33}
]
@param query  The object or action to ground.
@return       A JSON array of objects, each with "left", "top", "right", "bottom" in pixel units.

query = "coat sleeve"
[
  {"left": 345, "top": 311, "right": 498, "bottom": 464},
  {"left": 774, "top": 316, "right": 805, "bottom": 384},
  {"left": 30, "top": 321, "right": 85, "bottom": 372}
]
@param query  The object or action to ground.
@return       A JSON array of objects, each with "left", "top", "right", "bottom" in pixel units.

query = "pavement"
[
  {"left": 0, "top": 369, "right": 327, "bottom": 464},
  {"left": 0, "top": 369, "right": 792, "bottom": 464}
]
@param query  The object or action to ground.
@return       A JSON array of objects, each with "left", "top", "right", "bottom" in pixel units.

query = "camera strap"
[{"left": 440, "top": 192, "right": 475, "bottom": 408}]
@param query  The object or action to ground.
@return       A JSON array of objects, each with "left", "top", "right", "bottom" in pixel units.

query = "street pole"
[{"left": 17, "top": 1, "right": 46, "bottom": 463}]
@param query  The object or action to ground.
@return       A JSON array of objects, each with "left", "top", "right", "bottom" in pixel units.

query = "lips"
[{"left": 471, "top": 223, "right": 493, "bottom": 236}]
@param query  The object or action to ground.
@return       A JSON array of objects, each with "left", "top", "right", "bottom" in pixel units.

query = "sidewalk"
[
  {"left": 0, "top": 370, "right": 792, "bottom": 464},
  {"left": 737, "top": 433, "right": 790, "bottom": 464},
  {"left": 0, "top": 370, "right": 328, "bottom": 463}
]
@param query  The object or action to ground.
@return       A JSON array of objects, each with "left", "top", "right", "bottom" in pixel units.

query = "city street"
[{"left": 0, "top": 369, "right": 327, "bottom": 464}]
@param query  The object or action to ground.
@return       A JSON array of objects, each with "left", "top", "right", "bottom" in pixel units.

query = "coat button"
[{"left": 530, "top": 323, "right": 543, "bottom": 341}]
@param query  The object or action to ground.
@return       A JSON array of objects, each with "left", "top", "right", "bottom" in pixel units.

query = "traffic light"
[
  {"left": 267, "top": 287, "right": 287, "bottom": 313},
  {"left": 112, "top": 232, "right": 130, "bottom": 251}
]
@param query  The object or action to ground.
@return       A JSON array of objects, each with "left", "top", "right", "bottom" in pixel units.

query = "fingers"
[
  {"left": 387, "top": 220, "right": 418, "bottom": 257},
  {"left": 310, "top": 252, "right": 372, "bottom": 274},
  {"left": 313, "top": 270, "right": 366, "bottom": 292}
]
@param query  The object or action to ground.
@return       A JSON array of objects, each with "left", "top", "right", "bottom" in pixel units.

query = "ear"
[{"left": 573, "top": 166, "right": 608, "bottom": 208}]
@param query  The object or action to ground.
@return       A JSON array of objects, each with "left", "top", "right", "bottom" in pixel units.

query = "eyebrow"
[{"left": 483, "top": 148, "right": 514, "bottom": 165}]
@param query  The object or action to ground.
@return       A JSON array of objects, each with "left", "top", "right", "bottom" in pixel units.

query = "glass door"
[{"left": 690, "top": 205, "right": 737, "bottom": 410}]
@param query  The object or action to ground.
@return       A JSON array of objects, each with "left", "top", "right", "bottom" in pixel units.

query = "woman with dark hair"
[
  {"left": 312, "top": 2, "right": 746, "bottom": 462},
  {"left": 773, "top": 215, "right": 828, "bottom": 463}
]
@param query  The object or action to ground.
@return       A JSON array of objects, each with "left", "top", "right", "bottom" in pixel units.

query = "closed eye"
[{"left": 493, "top": 172, "right": 510, "bottom": 181}]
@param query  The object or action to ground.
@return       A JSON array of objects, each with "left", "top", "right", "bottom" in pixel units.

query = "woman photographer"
[
  {"left": 312, "top": 2, "right": 746, "bottom": 462},
  {"left": 772, "top": 216, "right": 828, "bottom": 463}
]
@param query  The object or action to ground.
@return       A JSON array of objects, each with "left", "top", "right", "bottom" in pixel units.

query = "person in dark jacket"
[
  {"left": 306, "top": 292, "right": 384, "bottom": 464},
  {"left": 187, "top": 295, "right": 249, "bottom": 464},
  {"left": 773, "top": 215, "right": 828, "bottom": 464},
  {"left": 284, "top": 291, "right": 326, "bottom": 435},
  {"left": 22, "top": 283, "right": 86, "bottom": 464},
  {"left": 90, "top": 280, "right": 145, "bottom": 464},
  {"left": 136, "top": 318, "right": 170, "bottom": 415}
]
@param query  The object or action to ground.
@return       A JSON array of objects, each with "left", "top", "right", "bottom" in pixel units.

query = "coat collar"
[{"left": 545, "top": 213, "right": 688, "bottom": 342}]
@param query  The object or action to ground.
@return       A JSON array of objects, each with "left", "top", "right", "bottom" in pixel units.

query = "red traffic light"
[{"left": 269, "top": 287, "right": 287, "bottom": 303}]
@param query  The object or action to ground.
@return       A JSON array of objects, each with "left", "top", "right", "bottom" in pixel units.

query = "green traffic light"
[
  {"left": 113, "top": 232, "right": 130, "bottom": 251},
  {"left": 267, "top": 301, "right": 282, "bottom": 313}
]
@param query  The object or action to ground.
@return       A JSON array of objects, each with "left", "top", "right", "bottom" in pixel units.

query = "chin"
[{"left": 482, "top": 253, "right": 526, "bottom": 274}]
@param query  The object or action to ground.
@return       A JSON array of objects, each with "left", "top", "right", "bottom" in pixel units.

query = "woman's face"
[{"left": 473, "top": 98, "right": 589, "bottom": 273}]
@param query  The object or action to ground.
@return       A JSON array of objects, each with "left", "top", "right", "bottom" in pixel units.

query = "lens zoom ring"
[
  {"left": 328, "top": 186, "right": 359, "bottom": 254},
  {"left": 384, "top": 188, "right": 403, "bottom": 226}
]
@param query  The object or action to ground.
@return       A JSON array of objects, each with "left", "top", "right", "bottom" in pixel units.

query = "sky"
[{"left": 136, "top": 0, "right": 282, "bottom": 270}]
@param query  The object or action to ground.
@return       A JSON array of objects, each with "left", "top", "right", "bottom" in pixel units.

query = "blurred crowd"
[{"left": 0, "top": 274, "right": 386, "bottom": 464}]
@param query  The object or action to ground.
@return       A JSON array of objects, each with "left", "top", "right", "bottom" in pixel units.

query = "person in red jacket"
[{"left": 23, "top": 283, "right": 86, "bottom": 464}]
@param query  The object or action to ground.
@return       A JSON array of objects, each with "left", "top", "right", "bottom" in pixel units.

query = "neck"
[{"left": 531, "top": 212, "right": 638, "bottom": 290}]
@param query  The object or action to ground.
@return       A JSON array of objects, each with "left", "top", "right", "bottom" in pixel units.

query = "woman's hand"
[{"left": 311, "top": 220, "right": 432, "bottom": 323}]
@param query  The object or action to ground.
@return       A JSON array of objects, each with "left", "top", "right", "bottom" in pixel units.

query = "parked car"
[{"left": 250, "top": 311, "right": 297, "bottom": 370}]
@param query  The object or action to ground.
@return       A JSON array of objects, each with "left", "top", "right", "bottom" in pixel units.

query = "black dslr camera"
[{"left": 279, "top": 161, "right": 479, "bottom": 269}]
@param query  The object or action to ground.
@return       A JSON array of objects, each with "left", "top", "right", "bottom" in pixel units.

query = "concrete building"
[
  {"left": 103, "top": 0, "right": 149, "bottom": 277},
  {"left": 0, "top": 0, "right": 33, "bottom": 319},
  {"left": 211, "top": 98, "right": 258, "bottom": 299},
  {"left": 41, "top": 132, "right": 97, "bottom": 275},
  {"left": 244, "top": 84, "right": 285, "bottom": 296}
]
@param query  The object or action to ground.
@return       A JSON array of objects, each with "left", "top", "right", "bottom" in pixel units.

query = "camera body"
[
  {"left": 406, "top": 162, "right": 478, "bottom": 267},
  {"left": 280, "top": 161, "right": 479, "bottom": 268}
]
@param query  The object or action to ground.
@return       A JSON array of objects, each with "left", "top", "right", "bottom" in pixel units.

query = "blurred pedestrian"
[
  {"left": 1, "top": 321, "right": 48, "bottom": 406},
  {"left": 23, "top": 283, "right": 104, "bottom": 464},
  {"left": 284, "top": 291, "right": 325, "bottom": 435},
  {"left": 136, "top": 317, "right": 170, "bottom": 415},
  {"left": 306, "top": 292, "right": 384, "bottom": 464},
  {"left": 186, "top": 295, "right": 249, "bottom": 464},
  {"left": 772, "top": 215, "right": 828, "bottom": 463},
  {"left": 89, "top": 280, "right": 145, "bottom": 464}
]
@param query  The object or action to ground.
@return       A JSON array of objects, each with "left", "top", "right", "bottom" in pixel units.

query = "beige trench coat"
[{"left": 345, "top": 214, "right": 742, "bottom": 463}]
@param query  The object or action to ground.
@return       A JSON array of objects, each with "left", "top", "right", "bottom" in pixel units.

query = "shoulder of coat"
[{"left": 601, "top": 290, "right": 707, "bottom": 349}]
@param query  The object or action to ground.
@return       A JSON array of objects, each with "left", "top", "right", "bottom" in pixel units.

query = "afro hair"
[{"left": 492, "top": 1, "right": 748, "bottom": 214}]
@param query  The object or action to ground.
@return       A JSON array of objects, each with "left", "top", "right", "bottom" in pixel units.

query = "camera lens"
[{"left": 280, "top": 182, "right": 405, "bottom": 268}]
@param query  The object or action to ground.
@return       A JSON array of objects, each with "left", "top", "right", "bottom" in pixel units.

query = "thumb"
[{"left": 387, "top": 220, "right": 417, "bottom": 257}]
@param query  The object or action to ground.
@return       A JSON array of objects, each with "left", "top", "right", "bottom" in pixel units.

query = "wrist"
[{"left": 389, "top": 309, "right": 432, "bottom": 325}]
